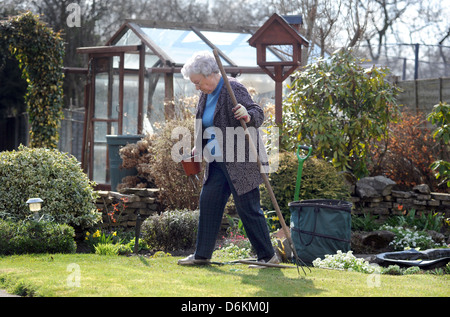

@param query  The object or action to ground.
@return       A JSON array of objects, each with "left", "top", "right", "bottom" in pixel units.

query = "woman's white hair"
[{"left": 181, "top": 51, "right": 219, "bottom": 79}]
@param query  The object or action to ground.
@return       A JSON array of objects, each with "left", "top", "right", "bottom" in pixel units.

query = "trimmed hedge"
[
  {"left": 0, "top": 219, "right": 76, "bottom": 255},
  {"left": 141, "top": 209, "right": 199, "bottom": 251},
  {"left": 0, "top": 145, "right": 100, "bottom": 230}
]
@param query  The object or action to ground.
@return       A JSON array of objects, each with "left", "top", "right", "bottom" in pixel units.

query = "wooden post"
[
  {"left": 164, "top": 72, "right": 174, "bottom": 120},
  {"left": 138, "top": 44, "right": 145, "bottom": 134}
]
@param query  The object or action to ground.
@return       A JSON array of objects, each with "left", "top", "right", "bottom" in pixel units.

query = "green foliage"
[
  {"left": 430, "top": 160, "right": 450, "bottom": 187},
  {"left": 0, "top": 12, "right": 65, "bottom": 148},
  {"left": 386, "top": 208, "right": 444, "bottom": 232},
  {"left": 0, "top": 145, "right": 100, "bottom": 230},
  {"left": 428, "top": 102, "right": 450, "bottom": 144},
  {"left": 381, "top": 265, "right": 403, "bottom": 275},
  {"left": 84, "top": 229, "right": 137, "bottom": 255},
  {"left": 427, "top": 102, "right": 450, "bottom": 187},
  {"left": 283, "top": 48, "right": 401, "bottom": 178},
  {"left": 85, "top": 229, "right": 123, "bottom": 251},
  {"left": 380, "top": 224, "right": 445, "bottom": 251},
  {"left": 94, "top": 243, "right": 120, "bottom": 256},
  {"left": 351, "top": 213, "right": 381, "bottom": 232},
  {"left": 141, "top": 209, "right": 199, "bottom": 251},
  {"left": 0, "top": 274, "right": 37, "bottom": 297},
  {"left": 260, "top": 151, "right": 351, "bottom": 223},
  {"left": 0, "top": 219, "right": 76, "bottom": 255},
  {"left": 312, "top": 250, "right": 378, "bottom": 273}
]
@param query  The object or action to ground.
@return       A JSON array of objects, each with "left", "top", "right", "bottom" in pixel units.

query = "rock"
[
  {"left": 361, "top": 230, "right": 395, "bottom": 250},
  {"left": 356, "top": 183, "right": 379, "bottom": 199},
  {"left": 431, "top": 192, "right": 450, "bottom": 201},
  {"left": 392, "top": 190, "right": 412, "bottom": 199},
  {"left": 351, "top": 231, "right": 395, "bottom": 254},
  {"left": 413, "top": 184, "right": 431, "bottom": 194},
  {"left": 356, "top": 176, "right": 396, "bottom": 198},
  {"left": 426, "top": 230, "right": 446, "bottom": 244}
]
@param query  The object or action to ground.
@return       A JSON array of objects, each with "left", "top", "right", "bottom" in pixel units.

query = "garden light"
[{"left": 26, "top": 198, "right": 43, "bottom": 212}]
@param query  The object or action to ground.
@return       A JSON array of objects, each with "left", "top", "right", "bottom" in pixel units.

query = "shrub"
[
  {"left": 120, "top": 118, "right": 203, "bottom": 210},
  {"left": 379, "top": 224, "right": 446, "bottom": 251},
  {"left": 84, "top": 229, "right": 126, "bottom": 252},
  {"left": 94, "top": 243, "right": 120, "bottom": 256},
  {"left": 0, "top": 219, "right": 76, "bottom": 255},
  {"left": 370, "top": 110, "right": 439, "bottom": 190},
  {"left": 141, "top": 209, "right": 199, "bottom": 251},
  {"left": 427, "top": 102, "right": 450, "bottom": 188},
  {"left": 0, "top": 145, "right": 100, "bottom": 230},
  {"left": 312, "top": 250, "right": 378, "bottom": 274},
  {"left": 283, "top": 48, "right": 400, "bottom": 178},
  {"left": 385, "top": 208, "right": 444, "bottom": 232},
  {"left": 381, "top": 264, "right": 402, "bottom": 275},
  {"left": 260, "top": 151, "right": 351, "bottom": 224},
  {"left": 119, "top": 96, "right": 202, "bottom": 210}
]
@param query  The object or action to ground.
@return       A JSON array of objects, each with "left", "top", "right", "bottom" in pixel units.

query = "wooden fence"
[{"left": 396, "top": 77, "right": 450, "bottom": 115}]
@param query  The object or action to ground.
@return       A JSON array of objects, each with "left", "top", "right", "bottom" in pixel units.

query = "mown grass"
[{"left": 0, "top": 253, "right": 448, "bottom": 297}]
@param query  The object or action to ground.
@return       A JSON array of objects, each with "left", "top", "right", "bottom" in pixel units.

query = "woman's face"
[{"left": 189, "top": 73, "right": 219, "bottom": 94}]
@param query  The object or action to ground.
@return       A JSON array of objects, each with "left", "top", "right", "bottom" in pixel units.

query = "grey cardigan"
[{"left": 195, "top": 77, "right": 267, "bottom": 196}]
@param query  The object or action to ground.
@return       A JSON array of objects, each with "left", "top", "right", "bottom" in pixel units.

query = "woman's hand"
[{"left": 232, "top": 104, "right": 251, "bottom": 123}]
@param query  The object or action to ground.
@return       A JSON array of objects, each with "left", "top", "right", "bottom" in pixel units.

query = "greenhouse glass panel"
[
  {"left": 93, "top": 142, "right": 107, "bottom": 184},
  {"left": 94, "top": 73, "right": 109, "bottom": 119},
  {"left": 201, "top": 31, "right": 283, "bottom": 66},
  {"left": 114, "top": 28, "right": 140, "bottom": 46},
  {"left": 140, "top": 27, "right": 231, "bottom": 65},
  {"left": 144, "top": 76, "right": 165, "bottom": 134},
  {"left": 112, "top": 29, "right": 161, "bottom": 69}
]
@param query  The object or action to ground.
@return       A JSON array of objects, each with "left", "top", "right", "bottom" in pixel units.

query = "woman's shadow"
[{"left": 204, "top": 263, "right": 322, "bottom": 297}]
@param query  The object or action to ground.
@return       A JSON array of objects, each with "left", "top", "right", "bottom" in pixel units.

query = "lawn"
[{"left": 0, "top": 253, "right": 448, "bottom": 297}]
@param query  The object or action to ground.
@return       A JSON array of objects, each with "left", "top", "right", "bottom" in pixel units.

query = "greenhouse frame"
[{"left": 76, "top": 14, "right": 308, "bottom": 189}]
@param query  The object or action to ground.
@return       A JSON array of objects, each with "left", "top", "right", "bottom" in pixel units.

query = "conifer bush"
[{"left": 260, "top": 151, "right": 351, "bottom": 224}]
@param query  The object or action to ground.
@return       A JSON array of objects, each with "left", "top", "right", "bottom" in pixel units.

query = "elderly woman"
[{"left": 178, "top": 51, "right": 278, "bottom": 267}]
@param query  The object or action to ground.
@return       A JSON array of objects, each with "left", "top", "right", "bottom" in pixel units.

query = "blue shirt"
[
  {"left": 202, "top": 77, "right": 224, "bottom": 128},
  {"left": 202, "top": 77, "right": 224, "bottom": 158}
]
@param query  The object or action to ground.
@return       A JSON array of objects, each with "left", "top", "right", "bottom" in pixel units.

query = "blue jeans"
[{"left": 194, "top": 161, "right": 274, "bottom": 261}]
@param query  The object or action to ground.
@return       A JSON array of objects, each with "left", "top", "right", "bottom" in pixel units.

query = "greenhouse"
[{"left": 76, "top": 14, "right": 308, "bottom": 189}]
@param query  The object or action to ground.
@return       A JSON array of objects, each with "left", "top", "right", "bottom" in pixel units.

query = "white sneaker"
[
  {"left": 177, "top": 254, "right": 210, "bottom": 266},
  {"left": 248, "top": 254, "right": 280, "bottom": 268}
]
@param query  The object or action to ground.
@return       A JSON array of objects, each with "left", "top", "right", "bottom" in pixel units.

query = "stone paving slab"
[{"left": 0, "top": 289, "right": 20, "bottom": 297}]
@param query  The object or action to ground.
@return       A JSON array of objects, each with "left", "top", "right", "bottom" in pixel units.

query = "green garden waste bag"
[{"left": 289, "top": 199, "right": 352, "bottom": 265}]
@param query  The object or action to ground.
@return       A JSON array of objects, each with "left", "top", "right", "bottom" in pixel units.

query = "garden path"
[{"left": 0, "top": 289, "right": 20, "bottom": 297}]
